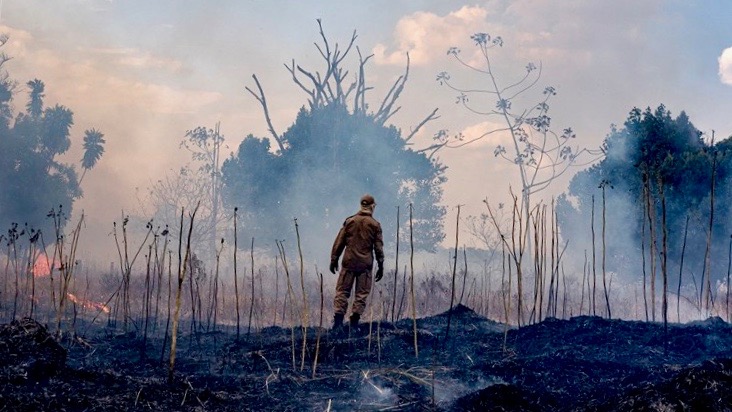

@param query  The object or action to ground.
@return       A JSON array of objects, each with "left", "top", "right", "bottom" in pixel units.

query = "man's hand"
[
  {"left": 375, "top": 263, "right": 384, "bottom": 282},
  {"left": 329, "top": 260, "right": 338, "bottom": 274}
]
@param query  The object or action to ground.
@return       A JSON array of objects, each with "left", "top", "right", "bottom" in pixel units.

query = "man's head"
[
  {"left": 360, "top": 194, "right": 376, "bottom": 207},
  {"left": 360, "top": 194, "right": 376, "bottom": 212}
]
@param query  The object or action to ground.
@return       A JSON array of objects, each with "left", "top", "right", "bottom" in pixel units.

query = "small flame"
[
  {"left": 67, "top": 293, "right": 110, "bottom": 314},
  {"left": 32, "top": 253, "right": 57, "bottom": 278}
]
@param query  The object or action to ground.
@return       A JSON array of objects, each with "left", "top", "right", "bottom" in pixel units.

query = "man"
[{"left": 330, "top": 194, "right": 384, "bottom": 330}]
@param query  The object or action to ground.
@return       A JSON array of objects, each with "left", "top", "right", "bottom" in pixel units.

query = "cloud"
[
  {"left": 719, "top": 47, "right": 732, "bottom": 86},
  {"left": 0, "top": 25, "right": 35, "bottom": 58},
  {"left": 373, "top": 5, "right": 490, "bottom": 66},
  {"left": 456, "top": 120, "right": 512, "bottom": 148}
]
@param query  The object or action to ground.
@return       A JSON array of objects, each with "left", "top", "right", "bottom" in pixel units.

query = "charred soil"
[{"left": 2, "top": 307, "right": 732, "bottom": 411}]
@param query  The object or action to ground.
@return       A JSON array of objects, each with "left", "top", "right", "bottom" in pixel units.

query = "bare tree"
[
  {"left": 181, "top": 123, "right": 226, "bottom": 260},
  {"left": 141, "top": 163, "right": 227, "bottom": 261},
  {"left": 437, "top": 33, "right": 602, "bottom": 216},
  {"left": 246, "top": 19, "right": 444, "bottom": 159}
]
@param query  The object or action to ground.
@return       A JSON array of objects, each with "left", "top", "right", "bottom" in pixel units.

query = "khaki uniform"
[{"left": 330, "top": 207, "right": 384, "bottom": 316}]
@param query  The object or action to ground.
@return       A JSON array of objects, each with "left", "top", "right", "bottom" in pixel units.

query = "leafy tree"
[
  {"left": 26, "top": 79, "right": 44, "bottom": 118},
  {"left": 0, "top": 38, "right": 105, "bottom": 235},
  {"left": 559, "top": 105, "right": 732, "bottom": 290},
  {"left": 223, "top": 103, "right": 446, "bottom": 251},
  {"left": 223, "top": 21, "right": 446, "bottom": 251},
  {"left": 79, "top": 129, "right": 106, "bottom": 184}
]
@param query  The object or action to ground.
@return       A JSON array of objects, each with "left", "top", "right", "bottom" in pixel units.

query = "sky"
[{"left": 1, "top": 0, "right": 732, "bottom": 263}]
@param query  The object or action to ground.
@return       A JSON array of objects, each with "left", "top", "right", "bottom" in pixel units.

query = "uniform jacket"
[{"left": 330, "top": 208, "right": 384, "bottom": 272}]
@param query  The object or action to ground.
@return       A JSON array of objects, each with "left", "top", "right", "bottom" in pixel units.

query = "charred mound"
[
  {"left": 0, "top": 318, "right": 66, "bottom": 383},
  {"left": 2, "top": 308, "right": 732, "bottom": 411}
]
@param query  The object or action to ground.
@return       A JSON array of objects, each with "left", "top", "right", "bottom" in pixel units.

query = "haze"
[{"left": 1, "top": 0, "right": 731, "bottom": 265}]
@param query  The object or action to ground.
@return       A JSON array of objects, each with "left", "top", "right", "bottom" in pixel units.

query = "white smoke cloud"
[
  {"left": 719, "top": 47, "right": 732, "bottom": 85},
  {"left": 373, "top": 5, "right": 490, "bottom": 66}
]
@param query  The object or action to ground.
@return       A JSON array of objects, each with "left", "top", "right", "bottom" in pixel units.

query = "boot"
[
  {"left": 349, "top": 313, "right": 360, "bottom": 329},
  {"left": 332, "top": 313, "right": 344, "bottom": 330}
]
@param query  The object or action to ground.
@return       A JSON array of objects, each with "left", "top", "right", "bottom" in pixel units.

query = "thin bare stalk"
[
  {"left": 580, "top": 250, "right": 587, "bottom": 315},
  {"left": 276, "top": 240, "right": 297, "bottom": 371},
  {"left": 312, "top": 271, "right": 324, "bottom": 378},
  {"left": 727, "top": 234, "right": 732, "bottom": 322},
  {"left": 153, "top": 232, "right": 167, "bottom": 335},
  {"left": 248, "top": 237, "right": 255, "bottom": 338},
  {"left": 396, "top": 265, "right": 407, "bottom": 321},
  {"left": 641, "top": 178, "right": 649, "bottom": 321},
  {"left": 677, "top": 215, "right": 689, "bottom": 323},
  {"left": 644, "top": 173, "right": 658, "bottom": 322},
  {"left": 141, "top": 244, "right": 152, "bottom": 360},
  {"left": 591, "top": 195, "right": 597, "bottom": 316},
  {"left": 601, "top": 182, "right": 611, "bottom": 319},
  {"left": 502, "top": 243, "right": 510, "bottom": 352},
  {"left": 445, "top": 205, "right": 461, "bottom": 344},
  {"left": 368, "top": 289, "right": 374, "bottom": 355},
  {"left": 169, "top": 203, "right": 200, "bottom": 383},
  {"left": 484, "top": 191, "right": 527, "bottom": 326},
  {"left": 659, "top": 176, "right": 669, "bottom": 353},
  {"left": 561, "top": 266, "right": 568, "bottom": 318},
  {"left": 459, "top": 246, "right": 468, "bottom": 306},
  {"left": 378, "top": 292, "right": 383, "bottom": 365},
  {"left": 294, "top": 219, "right": 309, "bottom": 371},
  {"left": 702, "top": 137, "right": 717, "bottom": 313},
  {"left": 57, "top": 214, "right": 85, "bottom": 336},
  {"left": 392, "top": 206, "right": 400, "bottom": 322},
  {"left": 273, "top": 256, "right": 280, "bottom": 327},
  {"left": 160, "top": 250, "right": 172, "bottom": 363},
  {"left": 27, "top": 236, "right": 39, "bottom": 319},
  {"left": 211, "top": 239, "right": 224, "bottom": 334},
  {"left": 233, "top": 207, "right": 241, "bottom": 340},
  {"left": 409, "top": 203, "right": 418, "bottom": 358}
]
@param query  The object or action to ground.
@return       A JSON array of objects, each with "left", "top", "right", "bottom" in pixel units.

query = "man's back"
[
  {"left": 329, "top": 194, "right": 385, "bottom": 330},
  {"left": 331, "top": 209, "right": 384, "bottom": 273}
]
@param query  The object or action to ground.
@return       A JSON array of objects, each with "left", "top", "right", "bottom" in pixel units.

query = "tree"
[
  {"left": 79, "top": 128, "right": 106, "bottom": 184},
  {"left": 437, "top": 32, "right": 600, "bottom": 216},
  {"left": 181, "top": 123, "right": 225, "bottom": 259},
  {"left": 558, "top": 105, "right": 732, "bottom": 307},
  {"left": 223, "top": 104, "right": 446, "bottom": 251},
  {"left": 140, "top": 122, "right": 227, "bottom": 265},
  {"left": 223, "top": 20, "right": 446, "bottom": 251},
  {"left": 0, "top": 38, "right": 105, "bottom": 235},
  {"left": 142, "top": 165, "right": 213, "bottom": 230}
]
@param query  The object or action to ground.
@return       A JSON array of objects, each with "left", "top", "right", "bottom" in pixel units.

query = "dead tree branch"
[
  {"left": 375, "top": 53, "right": 410, "bottom": 125},
  {"left": 247, "top": 21, "right": 441, "bottom": 158},
  {"left": 245, "top": 74, "right": 285, "bottom": 153},
  {"left": 416, "top": 141, "right": 449, "bottom": 160},
  {"left": 354, "top": 47, "right": 374, "bottom": 113},
  {"left": 406, "top": 108, "right": 440, "bottom": 143}
]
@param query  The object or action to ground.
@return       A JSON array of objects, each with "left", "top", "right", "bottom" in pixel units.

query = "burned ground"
[{"left": 2, "top": 307, "right": 732, "bottom": 411}]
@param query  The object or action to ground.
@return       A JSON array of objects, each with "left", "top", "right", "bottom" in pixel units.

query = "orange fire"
[
  {"left": 67, "top": 293, "right": 111, "bottom": 314},
  {"left": 32, "top": 253, "right": 57, "bottom": 278}
]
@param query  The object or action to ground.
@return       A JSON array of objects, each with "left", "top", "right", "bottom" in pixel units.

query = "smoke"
[
  {"left": 357, "top": 371, "right": 398, "bottom": 407},
  {"left": 355, "top": 369, "right": 504, "bottom": 409},
  {"left": 433, "top": 376, "right": 506, "bottom": 406}
]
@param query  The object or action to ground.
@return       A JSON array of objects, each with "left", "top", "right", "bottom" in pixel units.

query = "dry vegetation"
[{"left": 2, "top": 197, "right": 732, "bottom": 411}]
